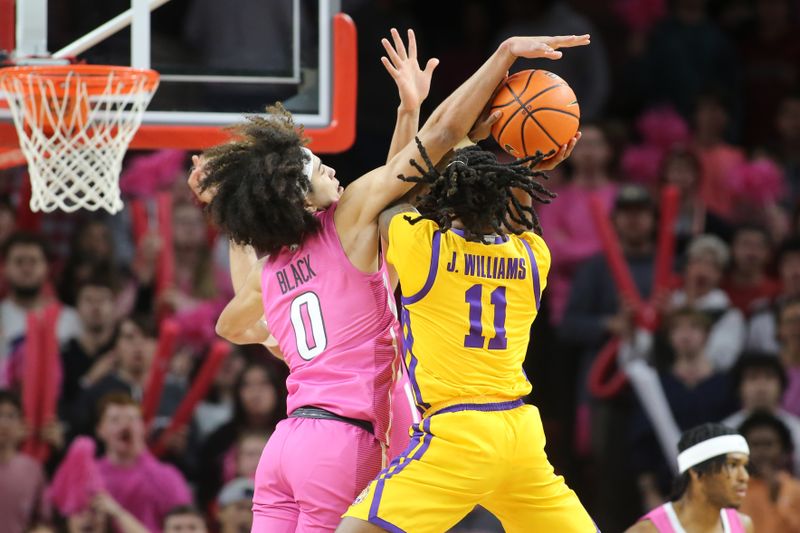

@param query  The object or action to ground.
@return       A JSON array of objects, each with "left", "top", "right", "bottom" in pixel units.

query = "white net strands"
[{"left": 0, "top": 66, "right": 159, "bottom": 213}]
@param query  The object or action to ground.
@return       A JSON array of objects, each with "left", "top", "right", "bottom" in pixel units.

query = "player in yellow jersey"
[{"left": 336, "top": 137, "right": 597, "bottom": 532}]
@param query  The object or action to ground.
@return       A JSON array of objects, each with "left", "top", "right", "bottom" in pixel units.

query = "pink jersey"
[
  {"left": 261, "top": 204, "right": 405, "bottom": 447},
  {"left": 640, "top": 502, "right": 745, "bottom": 533}
]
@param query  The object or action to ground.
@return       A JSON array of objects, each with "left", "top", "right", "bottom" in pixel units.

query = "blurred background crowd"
[{"left": 3, "top": 0, "right": 800, "bottom": 532}]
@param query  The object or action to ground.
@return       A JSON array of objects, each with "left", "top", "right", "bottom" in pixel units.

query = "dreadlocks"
[
  {"left": 398, "top": 139, "right": 556, "bottom": 240},
  {"left": 200, "top": 103, "right": 319, "bottom": 255}
]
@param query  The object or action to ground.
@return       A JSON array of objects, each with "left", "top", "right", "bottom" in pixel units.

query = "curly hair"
[
  {"left": 670, "top": 423, "right": 739, "bottom": 500},
  {"left": 200, "top": 104, "right": 319, "bottom": 254},
  {"left": 398, "top": 139, "right": 556, "bottom": 240}
]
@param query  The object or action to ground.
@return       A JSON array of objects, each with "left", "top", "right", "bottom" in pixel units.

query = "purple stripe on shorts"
[
  {"left": 369, "top": 516, "right": 406, "bottom": 533},
  {"left": 369, "top": 418, "right": 433, "bottom": 527},
  {"left": 520, "top": 239, "right": 541, "bottom": 310},
  {"left": 401, "top": 231, "right": 441, "bottom": 305},
  {"left": 449, "top": 227, "right": 508, "bottom": 244},
  {"left": 434, "top": 399, "right": 525, "bottom": 415}
]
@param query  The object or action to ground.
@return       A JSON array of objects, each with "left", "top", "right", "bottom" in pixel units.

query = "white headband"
[
  {"left": 677, "top": 435, "right": 749, "bottom": 474},
  {"left": 301, "top": 147, "right": 315, "bottom": 181}
]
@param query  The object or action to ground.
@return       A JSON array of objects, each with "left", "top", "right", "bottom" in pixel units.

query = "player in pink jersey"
[
  {"left": 626, "top": 423, "right": 753, "bottom": 533},
  {"left": 192, "top": 30, "right": 586, "bottom": 532}
]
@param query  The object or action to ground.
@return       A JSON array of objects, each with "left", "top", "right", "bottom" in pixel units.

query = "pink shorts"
[{"left": 251, "top": 416, "right": 382, "bottom": 532}]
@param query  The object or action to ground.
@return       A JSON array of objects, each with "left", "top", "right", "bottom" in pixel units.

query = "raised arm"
[
  {"left": 336, "top": 34, "right": 590, "bottom": 233},
  {"left": 383, "top": 28, "right": 438, "bottom": 163}
]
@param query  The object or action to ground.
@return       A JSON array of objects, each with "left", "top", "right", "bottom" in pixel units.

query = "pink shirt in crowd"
[
  {"left": 0, "top": 454, "right": 49, "bottom": 533},
  {"left": 97, "top": 452, "right": 191, "bottom": 532},
  {"left": 537, "top": 182, "right": 618, "bottom": 324}
]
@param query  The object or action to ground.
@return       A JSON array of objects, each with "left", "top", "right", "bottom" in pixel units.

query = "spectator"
[
  {"left": 739, "top": 412, "right": 800, "bottom": 532},
  {"left": 0, "top": 233, "right": 81, "bottom": 379},
  {"left": 694, "top": 90, "right": 747, "bottom": 222},
  {"left": 669, "top": 234, "right": 744, "bottom": 370},
  {"left": 0, "top": 197, "right": 17, "bottom": 299},
  {"left": 722, "top": 224, "right": 780, "bottom": 316},
  {"left": 215, "top": 478, "right": 253, "bottom": 533},
  {"left": 95, "top": 393, "right": 191, "bottom": 532},
  {"left": 560, "top": 184, "right": 660, "bottom": 530},
  {"left": 748, "top": 238, "right": 800, "bottom": 352},
  {"left": 196, "top": 359, "right": 284, "bottom": 509},
  {"left": 234, "top": 430, "right": 269, "bottom": 479},
  {"left": 155, "top": 200, "right": 230, "bottom": 353},
  {"left": 738, "top": 0, "right": 800, "bottom": 148},
  {"left": 625, "top": 308, "right": 738, "bottom": 506},
  {"left": 633, "top": 0, "right": 740, "bottom": 120},
  {"left": 73, "top": 315, "right": 185, "bottom": 436},
  {"left": 777, "top": 298, "right": 800, "bottom": 416},
  {"left": 724, "top": 352, "right": 800, "bottom": 472},
  {"left": 0, "top": 391, "right": 49, "bottom": 533},
  {"left": 58, "top": 220, "right": 120, "bottom": 306},
  {"left": 60, "top": 276, "right": 118, "bottom": 418},
  {"left": 163, "top": 506, "right": 208, "bottom": 533},
  {"left": 562, "top": 185, "right": 659, "bottom": 363},
  {"left": 538, "top": 124, "right": 618, "bottom": 325},
  {"left": 194, "top": 348, "right": 245, "bottom": 441},
  {"left": 494, "top": 0, "right": 610, "bottom": 119},
  {"left": 659, "top": 148, "right": 732, "bottom": 252}
]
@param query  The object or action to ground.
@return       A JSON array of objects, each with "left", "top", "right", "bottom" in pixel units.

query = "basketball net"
[{"left": 0, "top": 66, "right": 159, "bottom": 214}]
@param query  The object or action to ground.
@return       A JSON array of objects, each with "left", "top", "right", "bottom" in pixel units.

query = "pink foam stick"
[
  {"left": 141, "top": 319, "right": 180, "bottom": 425},
  {"left": 152, "top": 341, "right": 231, "bottom": 457},
  {"left": 588, "top": 194, "right": 644, "bottom": 309},
  {"left": 33, "top": 304, "right": 62, "bottom": 462},
  {"left": 156, "top": 192, "right": 175, "bottom": 300}
]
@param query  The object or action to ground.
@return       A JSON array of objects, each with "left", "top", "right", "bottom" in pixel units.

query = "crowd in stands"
[{"left": 2, "top": 1, "right": 800, "bottom": 532}]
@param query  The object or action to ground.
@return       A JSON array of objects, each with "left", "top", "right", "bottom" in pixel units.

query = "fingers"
[
  {"left": 407, "top": 28, "right": 417, "bottom": 60},
  {"left": 562, "top": 131, "right": 581, "bottom": 159},
  {"left": 484, "top": 110, "right": 502, "bottom": 127},
  {"left": 423, "top": 57, "right": 440, "bottom": 76},
  {"left": 381, "top": 36, "right": 402, "bottom": 67},
  {"left": 381, "top": 56, "right": 399, "bottom": 78},
  {"left": 546, "top": 34, "right": 591, "bottom": 48},
  {"left": 390, "top": 28, "right": 407, "bottom": 60}
]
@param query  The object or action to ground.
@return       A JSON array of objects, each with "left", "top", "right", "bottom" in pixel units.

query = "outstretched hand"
[
  {"left": 530, "top": 132, "right": 581, "bottom": 171},
  {"left": 381, "top": 28, "right": 439, "bottom": 111},
  {"left": 505, "top": 34, "right": 591, "bottom": 60}
]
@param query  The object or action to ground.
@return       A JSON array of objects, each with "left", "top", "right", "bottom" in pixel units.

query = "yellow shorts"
[{"left": 343, "top": 400, "right": 597, "bottom": 533}]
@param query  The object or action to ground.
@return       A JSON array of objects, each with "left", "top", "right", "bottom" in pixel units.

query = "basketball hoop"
[{"left": 0, "top": 65, "right": 159, "bottom": 213}]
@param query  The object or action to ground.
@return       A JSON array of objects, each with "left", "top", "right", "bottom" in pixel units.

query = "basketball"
[{"left": 490, "top": 69, "right": 580, "bottom": 159}]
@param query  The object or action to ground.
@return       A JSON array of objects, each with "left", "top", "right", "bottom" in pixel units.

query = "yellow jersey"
[{"left": 387, "top": 214, "right": 551, "bottom": 414}]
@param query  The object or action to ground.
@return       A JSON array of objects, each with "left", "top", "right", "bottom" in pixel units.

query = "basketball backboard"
[{"left": 0, "top": 0, "right": 356, "bottom": 153}]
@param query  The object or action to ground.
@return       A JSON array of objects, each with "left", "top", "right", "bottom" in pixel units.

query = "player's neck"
[{"left": 674, "top": 490, "right": 723, "bottom": 531}]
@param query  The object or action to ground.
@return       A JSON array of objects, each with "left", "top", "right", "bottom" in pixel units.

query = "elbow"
[
  {"left": 423, "top": 119, "right": 462, "bottom": 152},
  {"left": 215, "top": 318, "right": 237, "bottom": 343}
]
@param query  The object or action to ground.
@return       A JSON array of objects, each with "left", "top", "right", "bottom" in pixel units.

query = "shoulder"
[
  {"left": 388, "top": 215, "right": 438, "bottom": 245},
  {"left": 623, "top": 519, "right": 659, "bottom": 533}
]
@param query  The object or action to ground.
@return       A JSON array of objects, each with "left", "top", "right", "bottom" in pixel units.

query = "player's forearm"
[
  {"left": 418, "top": 41, "right": 516, "bottom": 150},
  {"left": 228, "top": 242, "right": 258, "bottom": 294},
  {"left": 216, "top": 316, "right": 269, "bottom": 345},
  {"left": 387, "top": 107, "right": 421, "bottom": 163}
]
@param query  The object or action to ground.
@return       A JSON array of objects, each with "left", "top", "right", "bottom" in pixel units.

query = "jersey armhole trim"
[
  {"left": 401, "top": 230, "right": 442, "bottom": 305},
  {"left": 520, "top": 238, "right": 542, "bottom": 310}
]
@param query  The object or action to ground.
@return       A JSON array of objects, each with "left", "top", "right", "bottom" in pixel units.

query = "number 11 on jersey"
[{"left": 464, "top": 284, "right": 507, "bottom": 350}]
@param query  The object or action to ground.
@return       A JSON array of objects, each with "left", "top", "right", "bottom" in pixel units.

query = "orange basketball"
[{"left": 490, "top": 69, "right": 580, "bottom": 159}]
